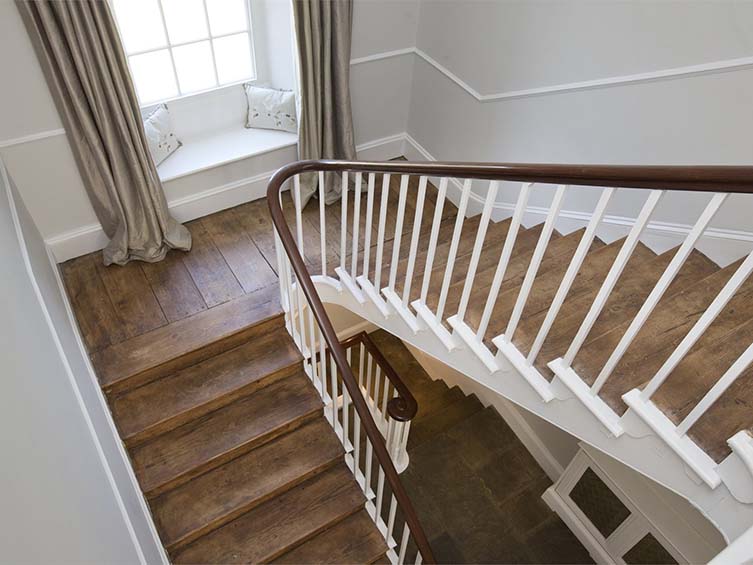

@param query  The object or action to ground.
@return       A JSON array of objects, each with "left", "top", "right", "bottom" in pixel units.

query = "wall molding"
[
  {"left": 0, "top": 128, "right": 66, "bottom": 150},
  {"left": 352, "top": 47, "right": 753, "bottom": 102}
]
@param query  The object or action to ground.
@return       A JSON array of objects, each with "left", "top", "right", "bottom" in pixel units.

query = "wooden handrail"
[
  {"left": 268, "top": 163, "right": 435, "bottom": 563},
  {"left": 270, "top": 159, "right": 753, "bottom": 193},
  {"left": 340, "top": 331, "right": 418, "bottom": 422}
]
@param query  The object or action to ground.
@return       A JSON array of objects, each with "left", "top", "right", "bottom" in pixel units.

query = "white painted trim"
[
  {"left": 728, "top": 431, "right": 753, "bottom": 481},
  {"left": 541, "top": 486, "right": 614, "bottom": 564},
  {"left": 0, "top": 128, "right": 66, "bottom": 149},
  {"left": 2, "top": 161, "right": 167, "bottom": 565},
  {"left": 45, "top": 133, "right": 406, "bottom": 263},
  {"left": 350, "top": 46, "right": 753, "bottom": 102}
]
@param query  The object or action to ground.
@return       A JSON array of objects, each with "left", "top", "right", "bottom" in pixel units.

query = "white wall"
[
  {"left": 0, "top": 160, "right": 164, "bottom": 563},
  {"left": 403, "top": 0, "right": 753, "bottom": 264}
]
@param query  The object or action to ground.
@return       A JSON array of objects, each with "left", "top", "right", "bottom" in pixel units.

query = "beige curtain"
[
  {"left": 16, "top": 0, "right": 191, "bottom": 266},
  {"left": 293, "top": 0, "right": 357, "bottom": 206}
]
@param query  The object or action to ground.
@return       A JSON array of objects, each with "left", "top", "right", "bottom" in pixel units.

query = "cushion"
[
  {"left": 244, "top": 84, "right": 297, "bottom": 133},
  {"left": 143, "top": 104, "right": 181, "bottom": 166}
]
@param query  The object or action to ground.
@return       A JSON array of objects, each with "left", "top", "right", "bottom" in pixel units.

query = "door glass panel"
[{"left": 569, "top": 467, "right": 630, "bottom": 538}]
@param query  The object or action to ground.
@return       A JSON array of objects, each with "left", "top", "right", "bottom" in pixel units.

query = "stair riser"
[
  {"left": 141, "top": 407, "right": 321, "bottom": 499},
  {"left": 104, "top": 313, "right": 284, "bottom": 396},
  {"left": 163, "top": 456, "right": 343, "bottom": 553},
  {"left": 121, "top": 360, "right": 302, "bottom": 448}
]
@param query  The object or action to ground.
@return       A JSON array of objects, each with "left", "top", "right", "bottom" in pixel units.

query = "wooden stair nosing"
[
  {"left": 153, "top": 418, "right": 345, "bottom": 552},
  {"left": 132, "top": 372, "right": 323, "bottom": 498},
  {"left": 94, "top": 286, "right": 283, "bottom": 395},
  {"left": 112, "top": 330, "right": 303, "bottom": 447},
  {"left": 271, "top": 509, "right": 389, "bottom": 565},
  {"left": 171, "top": 463, "right": 367, "bottom": 564}
]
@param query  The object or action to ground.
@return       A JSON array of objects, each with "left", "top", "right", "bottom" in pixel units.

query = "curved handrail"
[
  {"left": 268, "top": 162, "right": 435, "bottom": 563},
  {"left": 340, "top": 331, "right": 418, "bottom": 422}
]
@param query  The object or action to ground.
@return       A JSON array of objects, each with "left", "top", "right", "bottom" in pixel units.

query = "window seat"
[{"left": 158, "top": 126, "right": 297, "bottom": 182}]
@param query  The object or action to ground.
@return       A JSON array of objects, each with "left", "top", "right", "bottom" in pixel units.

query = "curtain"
[
  {"left": 292, "top": 0, "right": 357, "bottom": 207},
  {"left": 16, "top": 0, "right": 191, "bottom": 266}
]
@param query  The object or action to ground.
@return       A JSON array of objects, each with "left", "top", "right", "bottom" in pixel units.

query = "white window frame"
[{"left": 111, "top": 0, "right": 259, "bottom": 107}]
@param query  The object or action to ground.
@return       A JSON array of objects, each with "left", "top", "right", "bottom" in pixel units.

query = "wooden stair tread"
[
  {"left": 512, "top": 236, "right": 628, "bottom": 355},
  {"left": 93, "top": 285, "right": 283, "bottom": 394},
  {"left": 112, "top": 328, "right": 303, "bottom": 445},
  {"left": 132, "top": 372, "right": 322, "bottom": 497},
  {"left": 532, "top": 241, "right": 662, "bottom": 380},
  {"left": 153, "top": 418, "right": 344, "bottom": 552},
  {"left": 574, "top": 251, "right": 727, "bottom": 413},
  {"left": 271, "top": 510, "right": 389, "bottom": 565},
  {"left": 465, "top": 229, "right": 597, "bottom": 345},
  {"left": 172, "top": 463, "right": 366, "bottom": 564},
  {"left": 425, "top": 222, "right": 548, "bottom": 315}
]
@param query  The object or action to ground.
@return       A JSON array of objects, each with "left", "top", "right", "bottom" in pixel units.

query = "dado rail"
[{"left": 268, "top": 160, "right": 753, "bottom": 561}]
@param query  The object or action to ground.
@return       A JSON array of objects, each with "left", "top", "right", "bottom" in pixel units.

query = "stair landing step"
[
  {"left": 111, "top": 327, "right": 302, "bottom": 446},
  {"left": 132, "top": 371, "right": 322, "bottom": 498},
  {"left": 271, "top": 510, "right": 389, "bottom": 565},
  {"left": 171, "top": 463, "right": 366, "bottom": 564},
  {"left": 93, "top": 286, "right": 283, "bottom": 394},
  {"left": 153, "top": 418, "right": 344, "bottom": 552}
]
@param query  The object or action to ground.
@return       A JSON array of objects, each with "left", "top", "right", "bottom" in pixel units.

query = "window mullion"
[
  {"left": 155, "top": 0, "right": 182, "bottom": 96},
  {"left": 200, "top": 0, "right": 221, "bottom": 87}
]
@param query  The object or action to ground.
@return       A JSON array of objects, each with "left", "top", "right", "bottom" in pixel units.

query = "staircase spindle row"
[{"left": 268, "top": 159, "right": 753, "bottom": 562}]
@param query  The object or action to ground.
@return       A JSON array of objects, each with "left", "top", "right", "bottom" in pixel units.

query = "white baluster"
[
  {"left": 475, "top": 182, "right": 532, "bottom": 340},
  {"left": 419, "top": 177, "right": 449, "bottom": 303},
  {"left": 402, "top": 176, "right": 428, "bottom": 305},
  {"left": 503, "top": 185, "right": 567, "bottom": 342},
  {"left": 318, "top": 170, "right": 327, "bottom": 276},
  {"left": 436, "top": 179, "right": 471, "bottom": 321},
  {"left": 293, "top": 174, "right": 305, "bottom": 255},
  {"left": 351, "top": 172, "right": 363, "bottom": 276},
  {"left": 362, "top": 173, "right": 376, "bottom": 278},
  {"left": 528, "top": 188, "right": 615, "bottom": 363},
  {"left": 329, "top": 353, "right": 338, "bottom": 429},
  {"left": 381, "top": 372, "right": 390, "bottom": 417},
  {"left": 562, "top": 190, "right": 665, "bottom": 366},
  {"left": 307, "top": 309, "right": 321, "bottom": 393},
  {"left": 374, "top": 174, "right": 391, "bottom": 290},
  {"left": 642, "top": 250, "right": 753, "bottom": 400},
  {"left": 386, "top": 495, "right": 398, "bottom": 544},
  {"left": 677, "top": 341, "right": 753, "bottom": 435},
  {"left": 386, "top": 175, "right": 410, "bottom": 292},
  {"left": 455, "top": 181, "right": 500, "bottom": 321},
  {"left": 415, "top": 551, "right": 423, "bottom": 565},
  {"left": 591, "top": 193, "right": 727, "bottom": 394},
  {"left": 365, "top": 437, "right": 374, "bottom": 499},
  {"left": 398, "top": 523, "right": 410, "bottom": 564},
  {"left": 340, "top": 172, "right": 349, "bottom": 271}
]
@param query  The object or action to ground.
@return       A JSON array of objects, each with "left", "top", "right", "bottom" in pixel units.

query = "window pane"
[
  {"left": 111, "top": 0, "right": 166, "bottom": 53},
  {"left": 173, "top": 41, "right": 216, "bottom": 94},
  {"left": 206, "top": 0, "right": 248, "bottom": 36},
  {"left": 128, "top": 50, "right": 178, "bottom": 103},
  {"left": 161, "top": 0, "right": 208, "bottom": 45},
  {"left": 213, "top": 33, "right": 254, "bottom": 85}
]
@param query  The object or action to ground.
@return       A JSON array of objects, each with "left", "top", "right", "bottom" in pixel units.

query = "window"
[{"left": 111, "top": 0, "right": 257, "bottom": 105}]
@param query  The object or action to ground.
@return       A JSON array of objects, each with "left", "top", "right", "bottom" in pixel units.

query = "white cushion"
[
  {"left": 143, "top": 105, "right": 182, "bottom": 165},
  {"left": 244, "top": 84, "right": 297, "bottom": 133}
]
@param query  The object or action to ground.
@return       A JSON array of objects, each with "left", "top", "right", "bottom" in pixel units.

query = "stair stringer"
[{"left": 312, "top": 278, "right": 753, "bottom": 544}]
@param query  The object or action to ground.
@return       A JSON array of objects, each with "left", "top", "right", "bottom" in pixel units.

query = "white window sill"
[{"left": 157, "top": 126, "right": 297, "bottom": 182}]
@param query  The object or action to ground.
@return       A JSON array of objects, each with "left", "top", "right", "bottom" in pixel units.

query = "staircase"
[
  {"left": 89, "top": 284, "right": 421, "bottom": 563},
  {"left": 269, "top": 160, "right": 753, "bottom": 552}
]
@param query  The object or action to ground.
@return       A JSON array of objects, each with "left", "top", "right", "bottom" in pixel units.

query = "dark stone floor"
[{"left": 370, "top": 330, "right": 593, "bottom": 564}]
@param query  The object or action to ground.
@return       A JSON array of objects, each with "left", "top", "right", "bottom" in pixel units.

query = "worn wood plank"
[
  {"left": 154, "top": 418, "right": 344, "bottom": 552},
  {"left": 181, "top": 220, "right": 244, "bottom": 308},
  {"left": 141, "top": 251, "right": 207, "bottom": 323},
  {"left": 95, "top": 259, "right": 167, "bottom": 338},
  {"left": 272, "top": 510, "right": 389, "bottom": 565},
  {"left": 92, "top": 285, "right": 282, "bottom": 394},
  {"left": 201, "top": 208, "right": 277, "bottom": 294},
  {"left": 60, "top": 254, "right": 127, "bottom": 351},
  {"left": 131, "top": 372, "right": 322, "bottom": 498},
  {"left": 111, "top": 328, "right": 302, "bottom": 445},
  {"left": 171, "top": 464, "right": 366, "bottom": 564}
]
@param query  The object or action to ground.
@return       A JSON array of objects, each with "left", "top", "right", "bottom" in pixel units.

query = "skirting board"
[
  {"left": 45, "top": 133, "right": 408, "bottom": 263},
  {"left": 403, "top": 341, "right": 566, "bottom": 481}
]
